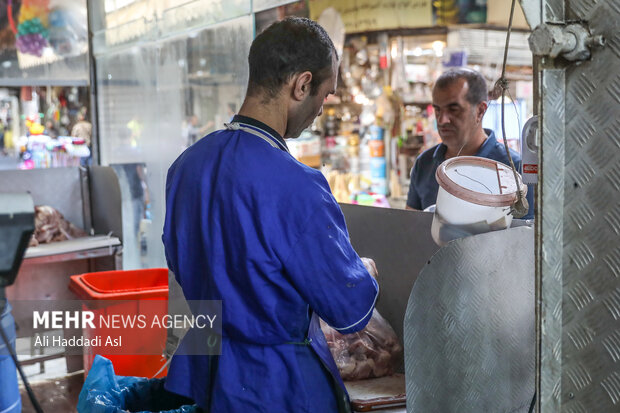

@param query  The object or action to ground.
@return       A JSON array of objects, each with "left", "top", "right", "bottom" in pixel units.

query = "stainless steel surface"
[
  {"left": 537, "top": 0, "right": 620, "bottom": 412},
  {"left": 0, "top": 168, "right": 88, "bottom": 231},
  {"left": 24, "top": 235, "right": 120, "bottom": 258},
  {"left": 529, "top": 23, "right": 600, "bottom": 61},
  {"left": 339, "top": 205, "right": 440, "bottom": 345},
  {"left": 539, "top": 69, "right": 565, "bottom": 413},
  {"left": 543, "top": 0, "right": 564, "bottom": 23},
  {"left": 561, "top": 0, "right": 620, "bottom": 410},
  {"left": 519, "top": 0, "right": 542, "bottom": 28},
  {"left": 0, "top": 193, "right": 34, "bottom": 214},
  {"left": 529, "top": 24, "right": 576, "bottom": 57},
  {"left": 109, "top": 163, "right": 148, "bottom": 270},
  {"left": 404, "top": 227, "right": 535, "bottom": 413},
  {"left": 22, "top": 246, "right": 121, "bottom": 266},
  {"left": 89, "top": 166, "right": 123, "bottom": 240},
  {"left": 80, "top": 167, "right": 93, "bottom": 234}
]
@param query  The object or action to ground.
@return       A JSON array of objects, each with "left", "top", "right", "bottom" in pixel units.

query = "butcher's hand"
[{"left": 360, "top": 257, "right": 379, "bottom": 282}]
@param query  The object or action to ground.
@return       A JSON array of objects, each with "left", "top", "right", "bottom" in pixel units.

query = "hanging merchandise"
[
  {"left": 1, "top": 1, "right": 18, "bottom": 50},
  {"left": 15, "top": 0, "right": 50, "bottom": 57},
  {"left": 7, "top": 1, "right": 18, "bottom": 34}
]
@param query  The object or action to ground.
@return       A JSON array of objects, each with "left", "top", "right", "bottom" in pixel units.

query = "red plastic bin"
[{"left": 69, "top": 268, "right": 169, "bottom": 378}]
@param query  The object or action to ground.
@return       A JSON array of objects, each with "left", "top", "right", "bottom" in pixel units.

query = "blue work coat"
[{"left": 162, "top": 116, "right": 379, "bottom": 412}]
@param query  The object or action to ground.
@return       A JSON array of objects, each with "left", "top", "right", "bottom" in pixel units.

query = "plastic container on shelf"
[
  {"left": 0, "top": 302, "right": 21, "bottom": 413},
  {"left": 431, "top": 156, "right": 527, "bottom": 246},
  {"left": 359, "top": 136, "right": 372, "bottom": 190},
  {"left": 369, "top": 139, "right": 384, "bottom": 157},
  {"left": 370, "top": 157, "right": 387, "bottom": 195},
  {"left": 368, "top": 125, "right": 384, "bottom": 141},
  {"left": 69, "top": 268, "right": 169, "bottom": 378}
]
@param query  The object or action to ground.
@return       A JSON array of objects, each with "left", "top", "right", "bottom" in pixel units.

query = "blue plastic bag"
[{"left": 77, "top": 355, "right": 201, "bottom": 413}]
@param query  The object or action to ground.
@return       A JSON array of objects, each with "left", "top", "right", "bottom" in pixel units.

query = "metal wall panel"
[
  {"left": 562, "top": 0, "right": 620, "bottom": 410},
  {"left": 404, "top": 227, "right": 535, "bottom": 412},
  {"left": 539, "top": 0, "right": 620, "bottom": 412},
  {"left": 540, "top": 69, "right": 565, "bottom": 412},
  {"left": 339, "top": 204, "right": 440, "bottom": 344},
  {"left": 543, "top": 0, "right": 564, "bottom": 22},
  {"left": 0, "top": 168, "right": 87, "bottom": 231}
]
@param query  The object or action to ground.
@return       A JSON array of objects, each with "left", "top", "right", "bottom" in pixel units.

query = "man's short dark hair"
[
  {"left": 434, "top": 68, "right": 488, "bottom": 105},
  {"left": 247, "top": 17, "right": 336, "bottom": 100}
]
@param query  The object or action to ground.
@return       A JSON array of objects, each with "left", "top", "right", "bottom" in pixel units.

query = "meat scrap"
[
  {"left": 28, "top": 205, "right": 87, "bottom": 247},
  {"left": 320, "top": 309, "right": 403, "bottom": 381}
]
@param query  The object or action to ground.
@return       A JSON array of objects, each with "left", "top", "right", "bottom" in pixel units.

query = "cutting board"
[{"left": 345, "top": 374, "right": 406, "bottom": 412}]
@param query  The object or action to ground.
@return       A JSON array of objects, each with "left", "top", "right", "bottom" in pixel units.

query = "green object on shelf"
[{"left": 356, "top": 193, "right": 376, "bottom": 206}]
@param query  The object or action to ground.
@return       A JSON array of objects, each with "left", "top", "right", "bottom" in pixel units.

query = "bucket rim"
[{"left": 435, "top": 156, "right": 527, "bottom": 207}]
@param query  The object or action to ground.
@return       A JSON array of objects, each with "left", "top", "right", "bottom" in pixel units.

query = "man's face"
[
  {"left": 432, "top": 78, "right": 483, "bottom": 151},
  {"left": 285, "top": 55, "right": 338, "bottom": 139}
]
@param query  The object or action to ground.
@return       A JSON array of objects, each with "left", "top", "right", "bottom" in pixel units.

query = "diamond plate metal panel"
[
  {"left": 561, "top": 0, "right": 620, "bottom": 409},
  {"left": 404, "top": 227, "right": 535, "bottom": 413},
  {"left": 543, "top": 0, "right": 564, "bottom": 22},
  {"left": 540, "top": 68, "right": 565, "bottom": 413},
  {"left": 519, "top": 0, "right": 542, "bottom": 28},
  {"left": 538, "top": 0, "right": 620, "bottom": 412},
  {"left": 567, "top": 0, "right": 600, "bottom": 20}
]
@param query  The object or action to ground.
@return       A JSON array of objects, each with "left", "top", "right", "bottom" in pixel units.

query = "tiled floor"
[
  {"left": 15, "top": 335, "right": 83, "bottom": 412},
  {"left": 20, "top": 369, "right": 83, "bottom": 413}
]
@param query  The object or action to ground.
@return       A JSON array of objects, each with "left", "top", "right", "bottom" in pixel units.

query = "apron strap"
[{"left": 224, "top": 122, "right": 287, "bottom": 151}]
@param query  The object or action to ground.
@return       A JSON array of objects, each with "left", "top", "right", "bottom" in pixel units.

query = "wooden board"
[{"left": 345, "top": 374, "right": 406, "bottom": 412}]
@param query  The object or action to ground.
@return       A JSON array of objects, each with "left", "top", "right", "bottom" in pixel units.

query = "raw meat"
[
  {"left": 321, "top": 309, "right": 403, "bottom": 381},
  {"left": 29, "top": 205, "right": 87, "bottom": 246}
]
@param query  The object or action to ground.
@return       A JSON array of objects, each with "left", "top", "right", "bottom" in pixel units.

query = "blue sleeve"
[
  {"left": 406, "top": 162, "right": 422, "bottom": 209},
  {"left": 282, "top": 198, "right": 379, "bottom": 335}
]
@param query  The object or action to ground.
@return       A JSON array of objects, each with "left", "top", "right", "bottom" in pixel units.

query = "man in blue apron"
[{"left": 162, "top": 17, "right": 379, "bottom": 412}]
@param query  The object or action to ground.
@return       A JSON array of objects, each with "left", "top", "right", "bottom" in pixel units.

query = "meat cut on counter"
[{"left": 29, "top": 205, "right": 87, "bottom": 247}]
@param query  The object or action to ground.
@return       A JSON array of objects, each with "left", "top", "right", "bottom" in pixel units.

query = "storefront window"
[
  {"left": 95, "top": 15, "right": 252, "bottom": 269},
  {"left": 0, "top": 0, "right": 91, "bottom": 170},
  {"left": 0, "top": 0, "right": 89, "bottom": 85}
]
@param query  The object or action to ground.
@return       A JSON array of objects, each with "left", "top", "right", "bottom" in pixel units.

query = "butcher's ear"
[
  {"left": 476, "top": 101, "right": 488, "bottom": 122},
  {"left": 292, "top": 71, "right": 313, "bottom": 101}
]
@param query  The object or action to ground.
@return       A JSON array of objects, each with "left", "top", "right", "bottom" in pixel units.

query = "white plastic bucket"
[{"left": 431, "top": 156, "right": 527, "bottom": 246}]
